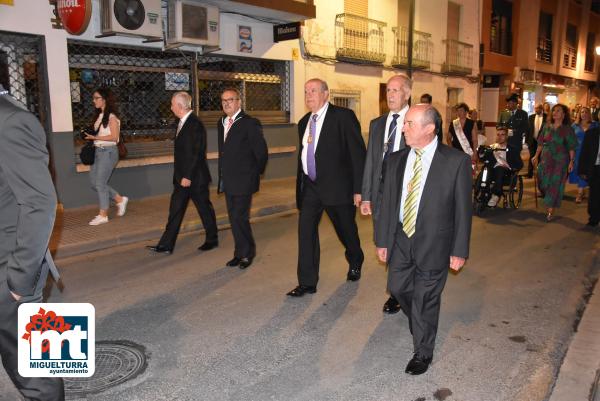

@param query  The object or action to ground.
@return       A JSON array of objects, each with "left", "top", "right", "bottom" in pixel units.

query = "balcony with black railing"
[
  {"left": 536, "top": 37, "right": 553, "bottom": 63},
  {"left": 392, "top": 26, "right": 432, "bottom": 70},
  {"left": 334, "top": 13, "right": 386, "bottom": 64},
  {"left": 441, "top": 39, "right": 473, "bottom": 75}
]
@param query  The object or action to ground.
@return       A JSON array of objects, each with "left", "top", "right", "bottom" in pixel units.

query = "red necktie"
[{"left": 224, "top": 117, "right": 234, "bottom": 141}]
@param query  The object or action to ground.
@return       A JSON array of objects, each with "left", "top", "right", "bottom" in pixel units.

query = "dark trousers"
[
  {"left": 297, "top": 180, "right": 364, "bottom": 287},
  {"left": 225, "top": 193, "right": 255, "bottom": 259},
  {"left": 507, "top": 143, "right": 523, "bottom": 171},
  {"left": 388, "top": 228, "right": 449, "bottom": 358},
  {"left": 527, "top": 139, "right": 538, "bottom": 177},
  {"left": 588, "top": 166, "right": 600, "bottom": 225},
  {"left": 159, "top": 183, "right": 218, "bottom": 249},
  {"left": 491, "top": 166, "right": 511, "bottom": 196},
  {"left": 0, "top": 282, "right": 64, "bottom": 401}
]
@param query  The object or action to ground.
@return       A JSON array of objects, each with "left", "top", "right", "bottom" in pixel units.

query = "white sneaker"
[
  {"left": 89, "top": 215, "right": 109, "bottom": 226},
  {"left": 487, "top": 194, "right": 499, "bottom": 207},
  {"left": 117, "top": 196, "right": 129, "bottom": 217}
]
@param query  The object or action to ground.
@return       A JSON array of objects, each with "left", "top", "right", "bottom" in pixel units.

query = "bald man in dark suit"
[{"left": 375, "top": 104, "right": 472, "bottom": 375}]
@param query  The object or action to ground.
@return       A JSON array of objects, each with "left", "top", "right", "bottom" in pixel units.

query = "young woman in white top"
[{"left": 83, "top": 87, "right": 128, "bottom": 225}]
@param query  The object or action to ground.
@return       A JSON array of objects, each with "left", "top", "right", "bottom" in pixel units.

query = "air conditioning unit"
[
  {"left": 100, "top": 0, "right": 162, "bottom": 39},
  {"left": 167, "top": 1, "right": 220, "bottom": 47}
]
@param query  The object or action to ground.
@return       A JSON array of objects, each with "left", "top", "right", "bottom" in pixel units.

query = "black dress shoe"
[
  {"left": 286, "top": 285, "right": 317, "bottom": 297},
  {"left": 405, "top": 354, "right": 432, "bottom": 375},
  {"left": 347, "top": 267, "right": 362, "bottom": 281},
  {"left": 146, "top": 245, "right": 172, "bottom": 255},
  {"left": 198, "top": 241, "right": 218, "bottom": 251},
  {"left": 239, "top": 257, "right": 253, "bottom": 269},
  {"left": 383, "top": 296, "right": 401, "bottom": 314},
  {"left": 226, "top": 257, "right": 241, "bottom": 267}
]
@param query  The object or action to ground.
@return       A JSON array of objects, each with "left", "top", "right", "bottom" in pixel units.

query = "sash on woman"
[{"left": 453, "top": 118, "right": 476, "bottom": 173}]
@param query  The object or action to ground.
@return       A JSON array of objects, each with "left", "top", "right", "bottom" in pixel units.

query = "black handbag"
[{"left": 80, "top": 141, "right": 95, "bottom": 165}]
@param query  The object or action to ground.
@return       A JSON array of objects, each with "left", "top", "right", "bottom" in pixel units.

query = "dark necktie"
[{"left": 384, "top": 113, "right": 399, "bottom": 160}]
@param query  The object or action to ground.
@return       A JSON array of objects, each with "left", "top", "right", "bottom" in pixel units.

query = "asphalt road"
[{"left": 1, "top": 190, "right": 599, "bottom": 401}]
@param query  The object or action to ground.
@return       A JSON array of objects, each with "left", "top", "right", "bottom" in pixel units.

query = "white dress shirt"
[
  {"left": 222, "top": 108, "right": 241, "bottom": 140},
  {"left": 399, "top": 137, "right": 438, "bottom": 223},
  {"left": 177, "top": 110, "right": 193, "bottom": 136},
  {"left": 301, "top": 102, "right": 329, "bottom": 175},
  {"left": 383, "top": 105, "right": 409, "bottom": 155}
]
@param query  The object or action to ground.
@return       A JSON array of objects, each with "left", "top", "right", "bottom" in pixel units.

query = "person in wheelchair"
[{"left": 487, "top": 126, "right": 513, "bottom": 207}]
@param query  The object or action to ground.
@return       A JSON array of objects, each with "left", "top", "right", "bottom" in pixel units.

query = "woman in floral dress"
[{"left": 531, "top": 104, "right": 577, "bottom": 221}]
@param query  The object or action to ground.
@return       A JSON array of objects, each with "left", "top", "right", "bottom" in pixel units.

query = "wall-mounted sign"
[
  {"left": 165, "top": 73, "right": 190, "bottom": 91},
  {"left": 273, "top": 22, "right": 301, "bottom": 43},
  {"left": 238, "top": 26, "right": 253, "bottom": 53},
  {"left": 56, "top": 0, "right": 92, "bottom": 35}
]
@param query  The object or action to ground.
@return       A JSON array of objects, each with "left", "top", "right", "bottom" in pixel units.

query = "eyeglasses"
[
  {"left": 93, "top": 96, "right": 103, "bottom": 100},
  {"left": 221, "top": 98, "right": 239, "bottom": 104}
]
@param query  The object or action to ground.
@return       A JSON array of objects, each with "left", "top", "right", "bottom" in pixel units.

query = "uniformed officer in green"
[{"left": 497, "top": 93, "right": 529, "bottom": 170}]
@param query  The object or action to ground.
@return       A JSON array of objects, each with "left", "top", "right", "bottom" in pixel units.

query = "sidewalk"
[{"left": 49, "top": 177, "right": 297, "bottom": 260}]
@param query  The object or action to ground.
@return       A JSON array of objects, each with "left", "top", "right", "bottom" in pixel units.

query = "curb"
[{"left": 52, "top": 203, "right": 297, "bottom": 260}]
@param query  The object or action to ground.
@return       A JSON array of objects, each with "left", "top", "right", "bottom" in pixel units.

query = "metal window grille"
[
  {"left": 68, "top": 40, "right": 290, "bottom": 160},
  {"left": 0, "top": 30, "right": 49, "bottom": 130},
  {"left": 331, "top": 89, "right": 361, "bottom": 130}
]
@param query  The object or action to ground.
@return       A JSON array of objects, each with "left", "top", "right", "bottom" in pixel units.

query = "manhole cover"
[{"left": 64, "top": 340, "right": 148, "bottom": 398}]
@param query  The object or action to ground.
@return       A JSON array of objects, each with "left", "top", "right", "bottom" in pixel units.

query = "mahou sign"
[{"left": 56, "top": 0, "right": 92, "bottom": 35}]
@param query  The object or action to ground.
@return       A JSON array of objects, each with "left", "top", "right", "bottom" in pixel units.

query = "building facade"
[
  {"left": 0, "top": 0, "right": 480, "bottom": 208},
  {"left": 480, "top": 0, "right": 600, "bottom": 139}
]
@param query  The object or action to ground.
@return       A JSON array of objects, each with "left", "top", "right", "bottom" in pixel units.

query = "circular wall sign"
[{"left": 57, "top": 0, "right": 92, "bottom": 35}]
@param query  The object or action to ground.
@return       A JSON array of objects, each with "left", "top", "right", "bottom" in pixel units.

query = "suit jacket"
[
  {"left": 590, "top": 108, "right": 599, "bottom": 122},
  {"left": 0, "top": 96, "right": 57, "bottom": 300},
  {"left": 375, "top": 144, "right": 472, "bottom": 268},
  {"left": 578, "top": 126, "right": 600, "bottom": 177},
  {"left": 498, "top": 108, "right": 529, "bottom": 149},
  {"left": 361, "top": 114, "right": 406, "bottom": 218},
  {"left": 174, "top": 112, "right": 211, "bottom": 187},
  {"left": 296, "top": 103, "right": 366, "bottom": 208},
  {"left": 217, "top": 110, "right": 268, "bottom": 195},
  {"left": 527, "top": 113, "right": 547, "bottom": 145}
]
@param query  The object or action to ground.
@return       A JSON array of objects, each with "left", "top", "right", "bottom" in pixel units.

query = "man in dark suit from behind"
[
  {"left": 217, "top": 88, "right": 268, "bottom": 269},
  {"left": 0, "top": 87, "right": 64, "bottom": 400},
  {"left": 526, "top": 103, "right": 546, "bottom": 178},
  {"left": 578, "top": 125, "right": 600, "bottom": 227},
  {"left": 147, "top": 91, "right": 218, "bottom": 254},
  {"left": 361, "top": 74, "right": 412, "bottom": 315},
  {"left": 375, "top": 104, "right": 472, "bottom": 375},
  {"left": 287, "top": 78, "right": 367, "bottom": 297}
]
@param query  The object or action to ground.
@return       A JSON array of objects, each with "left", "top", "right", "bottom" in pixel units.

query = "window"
[
  {"left": 68, "top": 41, "right": 290, "bottom": 158},
  {"left": 490, "top": 0, "right": 513, "bottom": 56},
  {"left": 585, "top": 32, "right": 596, "bottom": 72},
  {"left": 330, "top": 89, "right": 361, "bottom": 129},
  {"left": 563, "top": 23, "right": 577, "bottom": 69},
  {"left": 537, "top": 12, "right": 553, "bottom": 63}
]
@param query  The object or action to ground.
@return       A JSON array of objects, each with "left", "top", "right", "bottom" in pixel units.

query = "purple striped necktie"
[{"left": 307, "top": 114, "right": 318, "bottom": 181}]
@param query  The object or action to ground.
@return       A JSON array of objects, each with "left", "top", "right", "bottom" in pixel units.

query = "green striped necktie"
[{"left": 403, "top": 148, "right": 424, "bottom": 237}]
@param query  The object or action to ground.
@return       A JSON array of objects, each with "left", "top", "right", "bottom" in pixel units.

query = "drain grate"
[{"left": 65, "top": 340, "right": 148, "bottom": 399}]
